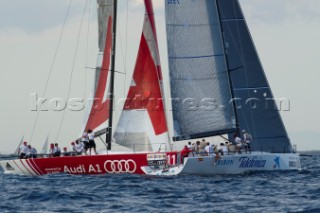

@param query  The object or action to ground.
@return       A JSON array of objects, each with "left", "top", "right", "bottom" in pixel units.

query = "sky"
[{"left": 0, "top": 0, "right": 319, "bottom": 154}]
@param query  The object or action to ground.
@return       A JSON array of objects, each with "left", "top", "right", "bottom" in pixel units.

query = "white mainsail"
[{"left": 165, "top": 0, "right": 237, "bottom": 141}]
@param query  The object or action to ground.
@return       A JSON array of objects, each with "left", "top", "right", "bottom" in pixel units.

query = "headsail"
[
  {"left": 84, "top": 0, "right": 114, "bottom": 134},
  {"left": 216, "top": 0, "right": 292, "bottom": 153},
  {"left": 113, "top": 0, "right": 169, "bottom": 151},
  {"left": 165, "top": 0, "right": 237, "bottom": 141}
]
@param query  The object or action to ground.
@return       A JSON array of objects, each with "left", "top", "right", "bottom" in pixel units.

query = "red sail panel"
[
  {"left": 85, "top": 17, "right": 113, "bottom": 131},
  {"left": 114, "top": 0, "right": 168, "bottom": 152},
  {"left": 124, "top": 34, "right": 167, "bottom": 135}
]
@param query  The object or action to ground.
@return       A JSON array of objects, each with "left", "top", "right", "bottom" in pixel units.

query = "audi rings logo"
[{"left": 104, "top": 159, "right": 137, "bottom": 173}]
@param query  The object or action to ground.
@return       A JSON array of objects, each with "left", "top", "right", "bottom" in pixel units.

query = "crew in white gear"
[
  {"left": 219, "top": 143, "right": 228, "bottom": 155},
  {"left": 53, "top": 143, "right": 61, "bottom": 157},
  {"left": 75, "top": 141, "right": 84, "bottom": 154},
  {"left": 204, "top": 142, "right": 212, "bottom": 156},
  {"left": 242, "top": 130, "right": 252, "bottom": 153},
  {"left": 19, "top": 141, "right": 28, "bottom": 159},
  {"left": 27, "top": 145, "right": 37, "bottom": 158}
]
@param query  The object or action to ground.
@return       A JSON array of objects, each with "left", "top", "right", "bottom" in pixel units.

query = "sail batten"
[
  {"left": 166, "top": 0, "right": 236, "bottom": 140},
  {"left": 233, "top": 86, "right": 270, "bottom": 91},
  {"left": 221, "top": 19, "right": 244, "bottom": 22},
  {"left": 169, "top": 54, "right": 224, "bottom": 59}
]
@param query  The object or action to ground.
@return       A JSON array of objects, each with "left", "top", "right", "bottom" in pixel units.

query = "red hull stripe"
[
  {"left": 24, "top": 159, "right": 38, "bottom": 175},
  {"left": 30, "top": 158, "right": 44, "bottom": 175},
  {"left": 13, "top": 160, "right": 28, "bottom": 175},
  {"left": 19, "top": 159, "right": 35, "bottom": 176},
  {"left": 26, "top": 159, "right": 41, "bottom": 176}
]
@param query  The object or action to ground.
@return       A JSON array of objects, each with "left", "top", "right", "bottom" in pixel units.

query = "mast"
[
  {"left": 215, "top": 0, "right": 240, "bottom": 135},
  {"left": 106, "top": 0, "right": 117, "bottom": 150}
]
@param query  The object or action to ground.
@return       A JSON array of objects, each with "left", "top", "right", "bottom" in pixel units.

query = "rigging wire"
[
  {"left": 217, "top": 1, "right": 252, "bottom": 137},
  {"left": 85, "top": 67, "right": 126, "bottom": 74},
  {"left": 54, "top": 0, "right": 90, "bottom": 143},
  {"left": 165, "top": 1, "right": 179, "bottom": 146},
  {"left": 230, "top": 2, "right": 257, "bottom": 138},
  {"left": 116, "top": 0, "right": 129, "bottom": 99},
  {"left": 147, "top": 1, "right": 173, "bottom": 149},
  {"left": 220, "top": 1, "right": 266, "bottom": 141},
  {"left": 124, "top": 0, "right": 129, "bottom": 97},
  {"left": 81, "top": 0, "right": 93, "bottom": 131},
  {"left": 111, "top": 0, "right": 129, "bottom": 126},
  {"left": 29, "top": 0, "right": 73, "bottom": 143}
]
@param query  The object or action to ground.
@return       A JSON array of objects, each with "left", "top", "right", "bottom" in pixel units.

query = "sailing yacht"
[
  {"left": 0, "top": 0, "right": 300, "bottom": 176},
  {"left": 142, "top": 0, "right": 301, "bottom": 175}
]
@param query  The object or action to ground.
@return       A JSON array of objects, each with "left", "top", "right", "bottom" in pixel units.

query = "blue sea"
[{"left": 0, "top": 152, "right": 319, "bottom": 213}]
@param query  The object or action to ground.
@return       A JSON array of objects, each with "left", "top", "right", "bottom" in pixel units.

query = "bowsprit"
[{"left": 103, "top": 160, "right": 137, "bottom": 173}]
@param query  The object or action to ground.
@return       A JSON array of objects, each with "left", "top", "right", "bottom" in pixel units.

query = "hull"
[
  {"left": 0, "top": 152, "right": 301, "bottom": 176},
  {"left": 141, "top": 152, "right": 301, "bottom": 176},
  {"left": 0, "top": 152, "right": 178, "bottom": 176}
]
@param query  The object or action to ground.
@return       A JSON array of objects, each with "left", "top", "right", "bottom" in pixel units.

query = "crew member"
[{"left": 19, "top": 141, "right": 28, "bottom": 159}]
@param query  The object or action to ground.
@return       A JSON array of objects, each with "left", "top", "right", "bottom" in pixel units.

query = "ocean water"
[{"left": 0, "top": 152, "right": 319, "bottom": 213}]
